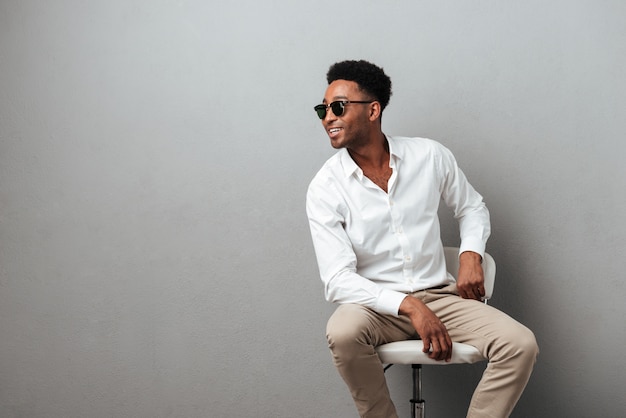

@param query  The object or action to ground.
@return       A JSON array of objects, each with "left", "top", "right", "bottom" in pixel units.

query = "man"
[{"left": 306, "top": 60, "right": 538, "bottom": 418}]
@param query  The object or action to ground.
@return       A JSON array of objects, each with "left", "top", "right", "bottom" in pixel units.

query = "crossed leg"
[{"left": 326, "top": 286, "right": 538, "bottom": 418}]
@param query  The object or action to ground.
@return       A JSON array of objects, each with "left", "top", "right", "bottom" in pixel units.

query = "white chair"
[{"left": 375, "top": 247, "right": 496, "bottom": 418}]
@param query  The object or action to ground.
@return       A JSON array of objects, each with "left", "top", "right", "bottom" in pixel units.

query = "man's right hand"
[{"left": 398, "top": 295, "right": 453, "bottom": 362}]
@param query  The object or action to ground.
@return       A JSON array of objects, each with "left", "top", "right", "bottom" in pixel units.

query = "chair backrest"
[{"left": 443, "top": 246, "right": 496, "bottom": 301}]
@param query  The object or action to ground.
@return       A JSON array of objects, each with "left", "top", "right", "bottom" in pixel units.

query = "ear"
[{"left": 368, "top": 101, "right": 382, "bottom": 122}]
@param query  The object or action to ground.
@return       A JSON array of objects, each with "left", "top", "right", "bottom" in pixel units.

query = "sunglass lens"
[
  {"left": 331, "top": 101, "right": 344, "bottom": 117},
  {"left": 314, "top": 105, "right": 326, "bottom": 119}
]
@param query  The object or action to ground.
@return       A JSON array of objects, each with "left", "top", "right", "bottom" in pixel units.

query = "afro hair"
[{"left": 326, "top": 60, "right": 392, "bottom": 112}]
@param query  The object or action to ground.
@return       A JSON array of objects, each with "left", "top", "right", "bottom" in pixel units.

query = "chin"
[
  {"left": 329, "top": 137, "right": 346, "bottom": 149},
  {"left": 329, "top": 139, "right": 339, "bottom": 148}
]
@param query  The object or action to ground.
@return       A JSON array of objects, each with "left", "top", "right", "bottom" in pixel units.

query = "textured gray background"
[{"left": 1, "top": 1, "right": 625, "bottom": 417}]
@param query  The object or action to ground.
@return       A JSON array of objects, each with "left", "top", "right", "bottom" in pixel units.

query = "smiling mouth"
[{"left": 328, "top": 127, "right": 342, "bottom": 137}]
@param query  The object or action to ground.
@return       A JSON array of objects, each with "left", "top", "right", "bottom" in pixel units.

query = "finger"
[
  {"left": 429, "top": 339, "right": 442, "bottom": 360},
  {"left": 436, "top": 336, "right": 450, "bottom": 361},
  {"left": 460, "top": 284, "right": 476, "bottom": 300},
  {"left": 469, "top": 287, "right": 481, "bottom": 300},
  {"left": 445, "top": 337, "right": 453, "bottom": 362},
  {"left": 422, "top": 338, "right": 431, "bottom": 354}
]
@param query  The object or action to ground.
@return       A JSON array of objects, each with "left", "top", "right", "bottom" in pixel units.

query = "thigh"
[
  {"left": 326, "top": 303, "right": 416, "bottom": 347},
  {"left": 426, "top": 293, "right": 531, "bottom": 354}
]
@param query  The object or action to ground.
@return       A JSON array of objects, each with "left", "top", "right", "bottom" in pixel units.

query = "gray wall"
[{"left": 1, "top": 1, "right": 624, "bottom": 417}]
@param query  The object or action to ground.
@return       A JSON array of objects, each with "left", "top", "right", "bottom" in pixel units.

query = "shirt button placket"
[{"left": 389, "top": 197, "right": 413, "bottom": 283}]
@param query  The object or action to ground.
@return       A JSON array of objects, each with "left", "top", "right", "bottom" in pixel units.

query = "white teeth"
[{"left": 329, "top": 128, "right": 341, "bottom": 133}]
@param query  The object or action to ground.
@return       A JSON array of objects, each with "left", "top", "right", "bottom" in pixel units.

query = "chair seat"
[{"left": 376, "top": 340, "right": 486, "bottom": 366}]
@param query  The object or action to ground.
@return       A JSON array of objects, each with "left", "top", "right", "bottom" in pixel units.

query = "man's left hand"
[{"left": 456, "top": 251, "right": 485, "bottom": 300}]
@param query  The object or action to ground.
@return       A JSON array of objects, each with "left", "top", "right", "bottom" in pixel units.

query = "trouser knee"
[
  {"left": 518, "top": 327, "right": 539, "bottom": 362},
  {"left": 327, "top": 307, "right": 368, "bottom": 348},
  {"left": 500, "top": 324, "right": 539, "bottom": 366}
]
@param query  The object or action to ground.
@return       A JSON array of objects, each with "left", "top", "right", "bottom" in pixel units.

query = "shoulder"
[
  {"left": 306, "top": 151, "right": 351, "bottom": 218},
  {"left": 388, "top": 135, "right": 452, "bottom": 159},
  {"left": 307, "top": 150, "right": 349, "bottom": 204},
  {"left": 308, "top": 151, "right": 342, "bottom": 186}
]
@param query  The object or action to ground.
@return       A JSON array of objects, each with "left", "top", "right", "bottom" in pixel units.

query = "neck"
[{"left": 348, "top": 132, "right": 389, "bottom": 170}]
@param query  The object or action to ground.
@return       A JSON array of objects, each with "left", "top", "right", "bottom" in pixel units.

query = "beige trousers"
[{"left": 326, "top": 285, "right": 538, "bottom": 418}]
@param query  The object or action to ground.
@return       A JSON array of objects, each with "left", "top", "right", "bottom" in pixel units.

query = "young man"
[{"left": 306, "top": 60, "right": 538, "bottom": 418}]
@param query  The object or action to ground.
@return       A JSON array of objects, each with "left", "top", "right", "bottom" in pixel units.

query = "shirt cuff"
[
  {"left": 459, "top": 237, "right": 486, "bottom": 260},
  {"left": 375, "top": 288, "right": 409, "bottom": 317}
]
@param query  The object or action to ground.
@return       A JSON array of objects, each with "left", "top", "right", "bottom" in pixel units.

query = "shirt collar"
[
  {"left": 339, "top": 149, "right": 360, "bottom": 178},
  {"left": 387, "top": 135, "right": 404, "bottom": 161}
]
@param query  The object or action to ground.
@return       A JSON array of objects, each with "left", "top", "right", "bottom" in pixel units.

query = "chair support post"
[
  {"left": 375, "top": 247, "right": 495, "bottom": 417},
  {"left": 411, "top": 364, "right": 425, "bottom": 418}
]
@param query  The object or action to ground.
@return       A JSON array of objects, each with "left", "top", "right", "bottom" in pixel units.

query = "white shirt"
[{"left": 306, "top": 136, "right": 490, "bottom": 316}]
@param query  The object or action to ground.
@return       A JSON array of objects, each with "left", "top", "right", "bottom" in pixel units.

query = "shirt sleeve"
[
  {"left": 436, "top": 144, "right": 491, "bottom": 259},
  {"left": 306, "top": 177, "right": 408, "bottom": 316}
]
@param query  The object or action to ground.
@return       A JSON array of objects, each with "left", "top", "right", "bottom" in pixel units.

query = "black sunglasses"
[{"left": 314, "top": 100, "right": 374, "bottom": 119}]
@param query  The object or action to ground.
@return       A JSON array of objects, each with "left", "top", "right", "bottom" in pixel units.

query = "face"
[{"left": 319, "top": 80, "right": 376, "bottom": 150}]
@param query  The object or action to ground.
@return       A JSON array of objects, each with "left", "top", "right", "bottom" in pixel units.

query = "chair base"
[{"left": 412, "top": 400, "right": 425, "bottom": 418}]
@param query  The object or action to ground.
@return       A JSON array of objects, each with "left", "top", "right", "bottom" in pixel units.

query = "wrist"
[
  {"left": 460, "top": 250, "right": 482, "bottom": 263},
  {"left": 398, "top": 295, "right": 426, "bottom": 317}
]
